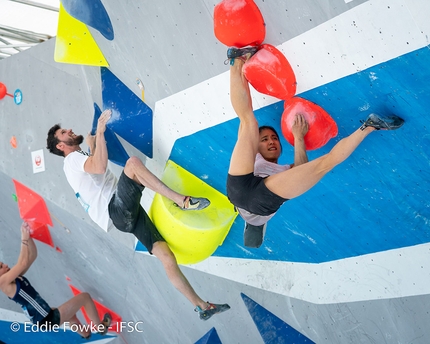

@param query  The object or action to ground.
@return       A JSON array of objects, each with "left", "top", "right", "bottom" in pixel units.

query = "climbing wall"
[{"left": 0, "top": 0, "right": 429, "bottom": 343}]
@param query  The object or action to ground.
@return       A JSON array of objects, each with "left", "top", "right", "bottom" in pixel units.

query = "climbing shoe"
[
  {"left": 360, "top": 113, "right": 404, "bottom": 131},
  {"left": 195, "top": 302, "right": 231, "bottom": 321},
  {"left": 225, "top": 46, "right": 259, "bottom": 65}
]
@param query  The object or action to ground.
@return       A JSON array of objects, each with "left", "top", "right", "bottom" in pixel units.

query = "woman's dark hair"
[
  {"left": 46, "top": 124, "right": 65, "bottom": 157},
  {"left": 259, "top": 125, "right": 283, "bottom": 152}
]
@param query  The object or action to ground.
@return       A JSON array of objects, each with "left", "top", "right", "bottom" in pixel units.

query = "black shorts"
[
  {"left": 108, "top": 171, "right": 165, "bottom": 253},
  {"left": 227, "top": 173, "right": 288, "bottom": 216},
  {"left": 38, "top": 308, "right": 60, "bottom": 329}
]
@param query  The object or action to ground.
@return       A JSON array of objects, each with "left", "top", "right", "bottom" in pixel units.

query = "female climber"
[
  {"left": 225, "top": 47, "right": 405, "bottom": 248},
  {"left": 0, "top": 222, "right": 111, "bottom": 339}
]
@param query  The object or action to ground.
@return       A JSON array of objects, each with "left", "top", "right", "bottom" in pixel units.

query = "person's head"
[
  {"left": 46, "top": 124, "right": 84, "bottom": 157},
  {"left": 258, "top": 125, "right": 282, "bottom": 163},
  {"left": 0, "top": 262, "right": 10, "bottom": 276}
]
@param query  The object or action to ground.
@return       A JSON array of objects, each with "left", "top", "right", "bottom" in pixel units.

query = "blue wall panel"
[
  {"left": 195, "top": 327, "right": 222, "bottom": 344},
  {"left": 241, "top": 293, "right": 314, "bottom": 343},
  {"left": 101, "top": 67, "right": 153, "bottom": 158},
  {"left": 170, "top": 47, "right": 430, "bottom": 263}
]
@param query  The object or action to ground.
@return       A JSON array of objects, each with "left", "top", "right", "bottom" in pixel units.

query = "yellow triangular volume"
[{"left": 54, "top": 3, "right": 108, "bottom": 66}]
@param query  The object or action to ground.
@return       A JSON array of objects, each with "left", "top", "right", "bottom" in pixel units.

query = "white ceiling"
[{"left": 0, "top": 0, "right": 59, "bottom": 59}]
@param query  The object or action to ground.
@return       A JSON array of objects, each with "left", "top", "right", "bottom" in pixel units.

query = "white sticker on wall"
[{"left": 31, "top": 149, "right": 45, "bottom": 174}]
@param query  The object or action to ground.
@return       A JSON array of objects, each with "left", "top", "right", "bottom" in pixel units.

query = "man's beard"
[{"left": 64, "top": 135, "right": 84, "bottom": 146}]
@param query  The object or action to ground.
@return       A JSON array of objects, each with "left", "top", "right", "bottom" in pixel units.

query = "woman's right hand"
[{"left": 291, "top": 114, "right": 309, "bottom": 138}]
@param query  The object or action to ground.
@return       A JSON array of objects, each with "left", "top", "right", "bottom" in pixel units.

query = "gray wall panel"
[{"left": 1, "top": 1, "right": 427, "bottom": 343}]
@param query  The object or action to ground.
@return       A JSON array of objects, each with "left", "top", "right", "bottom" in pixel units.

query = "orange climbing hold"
[
  {"left": 243, "top": 44, "right": 297, "bottom": 100},
  {"left": 281, "top": 97, "right": 338, "bottom": 150},
  {"left": 10, "top": 136, "right": 17, "bottom": 148},
  {"left": 214, "top": 0, "right": 265, "bottom": 47},
  {"left": 69, "top": 284, "right": 122, "bottom": 333}
]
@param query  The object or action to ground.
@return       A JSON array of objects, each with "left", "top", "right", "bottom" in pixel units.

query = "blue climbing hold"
[{"left": 61, "top": 0, "right": 114, "bottom": 40}]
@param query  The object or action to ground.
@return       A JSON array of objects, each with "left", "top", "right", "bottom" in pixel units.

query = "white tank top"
[{"left": 254, "top": 153, "right": 290, "bottom": 177}]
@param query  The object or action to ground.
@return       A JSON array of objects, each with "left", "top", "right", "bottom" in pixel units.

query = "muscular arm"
[
  {"left": 83, "top": 110, "right": 111, "bottom": 174},
  {"left": 86, "top": 132, "right": 96, "bottom": 156},
  {"left": 0, "top": 223, "right": 37, "bottom": 296},
  {"left": 291, "top": 114, "right": 309, "bottom": 168}
]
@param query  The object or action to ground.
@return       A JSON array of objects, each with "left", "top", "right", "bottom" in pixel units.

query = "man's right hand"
[
  {"left": 86, "top": 132, "right": 96, "bottom": 151},
  {"left": 97, "top": 109, "right": 112, "bottom": 134}
]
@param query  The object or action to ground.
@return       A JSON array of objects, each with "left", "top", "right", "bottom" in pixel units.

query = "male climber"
[{"left": 46, "top": 110, "right": 230, "bottom": 320}]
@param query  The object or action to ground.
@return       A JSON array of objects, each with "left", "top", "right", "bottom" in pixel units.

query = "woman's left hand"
[{"left": 20, "top": 222, "right": 32, "bottom": 240}]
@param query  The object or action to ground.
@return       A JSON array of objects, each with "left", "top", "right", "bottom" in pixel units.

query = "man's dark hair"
[
  {"left": 259, "top": 125, "right": 283, "bottom": 152},
  {"left": 46, "top": 124, "right": 64, "bottom": 157}
]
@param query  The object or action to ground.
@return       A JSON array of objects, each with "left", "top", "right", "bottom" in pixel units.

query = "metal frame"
[{"left": 0, "top": 0, "right": 58, "bottom": 59}]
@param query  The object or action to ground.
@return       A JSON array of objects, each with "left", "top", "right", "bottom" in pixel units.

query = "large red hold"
[
  {"left": 281, "top": 97, "right": 338, "bottom": 150},
  {"left": 28, "top": 223, "right": 54, "bottom": 248},
  {"left": 13, "top": 179, "right": 55, "bottom": 248},
  {"left": 243, "top": 44, "right": 297, "bottom": 100},
  {"left": 214, "top": 0, "right": 265, "bottom": 47},
  {"left": 13, "top": 179, "right": 53, "bottom": 226}
]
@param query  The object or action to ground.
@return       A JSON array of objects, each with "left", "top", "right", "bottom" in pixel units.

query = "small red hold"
[
  {"left": 0, "top": 82, "right": 13, "bottom": 99},
  {"left": 281, "top": 97, "right": 338, "bottom": 150},
  {"left": 0, "top": 83, "right": 7, "bottom": 100}
]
